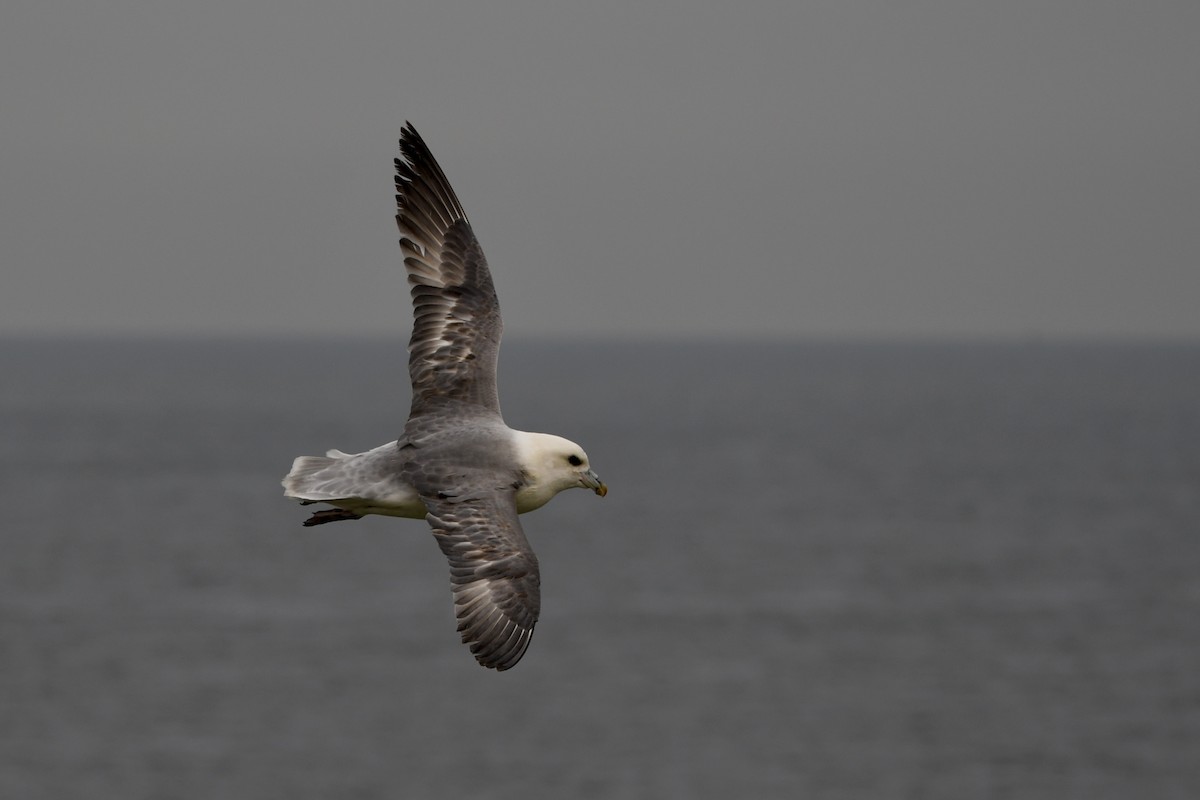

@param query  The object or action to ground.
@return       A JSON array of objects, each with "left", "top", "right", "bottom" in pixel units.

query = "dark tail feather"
[{"left": 303, "top": 508, "right": 365, "bottom": 527}]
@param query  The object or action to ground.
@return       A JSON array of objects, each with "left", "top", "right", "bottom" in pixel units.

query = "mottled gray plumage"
[
  {"left": 396, "top": 123, "right": 503, "bottom": 417},
  {"left": 283, "top": 124, "right": 606, "bottom": 671}
]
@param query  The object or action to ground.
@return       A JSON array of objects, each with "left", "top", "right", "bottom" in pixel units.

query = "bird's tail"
[{"left": 281, "top": 449, "right": 357, "bottom": 502}]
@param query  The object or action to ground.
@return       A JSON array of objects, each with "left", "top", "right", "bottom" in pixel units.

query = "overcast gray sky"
[{"left": 3, "top": 1, "right": 1197, "bottom": 340}]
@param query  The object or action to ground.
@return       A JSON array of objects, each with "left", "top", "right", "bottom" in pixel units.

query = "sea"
[{"left": 2, "top": 337, "right": 1198, "bottom": 799}]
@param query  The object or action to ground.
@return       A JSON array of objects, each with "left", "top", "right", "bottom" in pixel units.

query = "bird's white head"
[{"left": 512, "top": 431, "right": 607, "bottom": 512}]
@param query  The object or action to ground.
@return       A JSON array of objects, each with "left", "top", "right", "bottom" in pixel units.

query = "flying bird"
[{"left": 283, "top": 123, "right": 607, "bottom": 670}]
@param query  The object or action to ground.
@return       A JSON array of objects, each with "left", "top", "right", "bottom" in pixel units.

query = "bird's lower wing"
[{"left": 421, "top": 489, "right": 540, "bottom": 671}]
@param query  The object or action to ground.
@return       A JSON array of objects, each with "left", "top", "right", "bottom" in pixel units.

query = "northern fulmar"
[{"left": 283, "top": 123, "right": 607, "bottom": 671}]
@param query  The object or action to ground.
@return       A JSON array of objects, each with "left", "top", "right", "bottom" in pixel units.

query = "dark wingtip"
[
  {"left": 393, "top": 120, "right": 469, "bottom": 229},
  {"left": 398, "top": 122, "right": 433, "bottom": 170}
]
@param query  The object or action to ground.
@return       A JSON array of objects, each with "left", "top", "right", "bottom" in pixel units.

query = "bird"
[{"left": 282, "top": 123, "right": 607, "bottom": 671}]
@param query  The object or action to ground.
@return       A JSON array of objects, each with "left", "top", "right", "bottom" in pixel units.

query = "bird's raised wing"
[
  {"left": 395, "top": 123, "right": 503, "bottom": 416},
  {"left": 421, "top": 489, "right": 540, "bottom": 671}
]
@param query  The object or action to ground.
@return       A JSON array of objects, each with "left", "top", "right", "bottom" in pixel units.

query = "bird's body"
[
  {"left": 282, "top": 124, "right": 605, "bottom": 671},
  {"left": 284, "top": 430, "right": 595, "bottom": 520}
]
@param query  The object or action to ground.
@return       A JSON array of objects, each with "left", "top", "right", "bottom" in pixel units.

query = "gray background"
[
  {"left": 3, "top": 1, "right": 1198, "bottom": 341},
  {"left": 5, "top": 339, "right": 1199, "bottom": 798}
]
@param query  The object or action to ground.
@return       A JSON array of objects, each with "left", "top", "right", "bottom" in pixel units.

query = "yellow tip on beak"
[{"left": 583, "top": 469, "right": 607, "bottom": 497}]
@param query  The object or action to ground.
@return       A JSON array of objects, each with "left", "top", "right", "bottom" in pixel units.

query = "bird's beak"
[{"left": 582, "top": 469, "right": 608, "bottom": 497}]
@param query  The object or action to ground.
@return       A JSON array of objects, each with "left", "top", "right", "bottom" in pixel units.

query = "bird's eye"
[{"left": 567, "top": 454, "right": 582, "bottom": 466}]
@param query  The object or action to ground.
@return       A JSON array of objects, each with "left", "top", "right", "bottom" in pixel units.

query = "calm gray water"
[{"left": 2, "top": 338, "right": 1198, "bottom": 799}]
